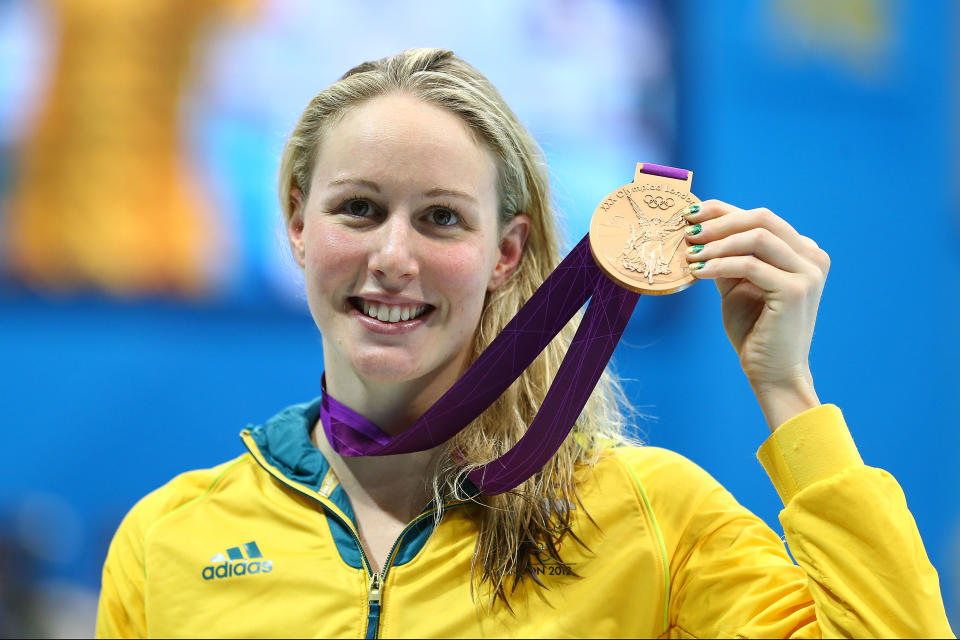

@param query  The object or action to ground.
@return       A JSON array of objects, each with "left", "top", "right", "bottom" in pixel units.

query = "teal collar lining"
[{"left": 245, "top": 398, "right": 478, "bottom": 569}]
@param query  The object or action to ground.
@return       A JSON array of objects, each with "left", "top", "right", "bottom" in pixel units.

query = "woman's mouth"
[{"left": 348, "top": 297, "right": 435, "bottom": 326}]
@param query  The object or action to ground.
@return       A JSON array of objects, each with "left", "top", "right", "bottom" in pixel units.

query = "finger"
[
  {"left": 683, "top": 207, "right": 812, "bottom": 259},
  {"left": 679, "top": 199, "right": 740, "bottom": 224},
  {"left": 685, "top": 227, "right": 811, "bottom": 274},
  {"left": 688, "top": 255, "right": 788, "bottom": 293},
  {"left": 681, "top": 201, "right": 830, "bottom": 276}
]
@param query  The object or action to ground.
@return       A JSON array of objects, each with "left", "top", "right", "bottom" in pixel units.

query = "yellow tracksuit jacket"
[{"left": 96, "top": 402, "right": 954, "bottom": 638}]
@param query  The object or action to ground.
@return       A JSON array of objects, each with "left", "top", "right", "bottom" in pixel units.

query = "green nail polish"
[
  {"left": 689, "top": 261, "right": 706, "bottom": 271},
  {"left": 686, "top": 244, "right": 704, "bottom": 255},
  {"left": 684, "top": 223, "right": 702, "bottom": 236},
  {"left": 682, "top": 204, "right": 700, "bottom": 216}
]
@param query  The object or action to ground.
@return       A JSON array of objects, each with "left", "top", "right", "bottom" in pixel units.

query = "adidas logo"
[{"left": 202, "top": 541, "right": 274, "bottom": 580}]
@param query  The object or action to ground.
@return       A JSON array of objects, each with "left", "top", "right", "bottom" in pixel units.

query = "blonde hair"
[{"left": 278, "top": 48, "right": 635, "bottom": 608}]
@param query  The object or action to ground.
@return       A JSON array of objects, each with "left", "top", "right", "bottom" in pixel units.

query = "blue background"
[{"left": 0, "top": 0, "right": 956, "bottom": 634}]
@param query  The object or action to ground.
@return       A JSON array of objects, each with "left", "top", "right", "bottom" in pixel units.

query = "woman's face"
[{"left": 289, "top": 93, "right": 528, "bottom": 387}]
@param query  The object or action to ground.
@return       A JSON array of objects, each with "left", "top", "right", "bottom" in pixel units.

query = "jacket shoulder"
[
  {"left": 596, "top": 445, "right": 725, "bottom": 502},
  {"left": 97, "top": 454, "right": 257, "bottom": 638},
  {"left": 590, "top": 446, "right": 743, "bottom": 552},
  {"left": 124, "top": 453, "right": 255, "bottom": 540}
]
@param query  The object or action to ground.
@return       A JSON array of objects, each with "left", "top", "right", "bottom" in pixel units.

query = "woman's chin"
[{"left": 349, "top": 354, "right": 426, "bottom": 384}]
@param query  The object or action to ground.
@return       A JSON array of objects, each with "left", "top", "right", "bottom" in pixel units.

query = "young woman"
[{"left": 96, "top": 49, "right": 953, "bottom": 638}]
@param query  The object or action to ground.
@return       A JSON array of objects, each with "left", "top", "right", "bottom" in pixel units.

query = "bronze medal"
[{"left": 588, "top": 163, "right": 701, "bottom": 295}]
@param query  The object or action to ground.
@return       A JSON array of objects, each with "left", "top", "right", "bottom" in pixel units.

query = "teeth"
[{"left": 357, "top": 299, "right": 429, "bottom": 323}]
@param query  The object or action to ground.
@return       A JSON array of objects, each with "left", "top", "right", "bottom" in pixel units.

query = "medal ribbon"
[{"left": 322, "top": 163, "right": 689, "bottom": 494}]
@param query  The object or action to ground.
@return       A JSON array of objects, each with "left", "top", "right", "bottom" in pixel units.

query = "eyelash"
[
  {"left": 324, "top": 194, "right": 372, "bottom": 216},
  {"left": 328, "top": 196, "right": 462, "bottom": 227}
]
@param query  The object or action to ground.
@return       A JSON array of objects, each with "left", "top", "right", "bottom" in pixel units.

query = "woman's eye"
[
  {"left": 344, "top": 199, "right": 374, "bottom": 217},
  {"left": 429, "top": 208, "right": 459, "bottom": 226}
]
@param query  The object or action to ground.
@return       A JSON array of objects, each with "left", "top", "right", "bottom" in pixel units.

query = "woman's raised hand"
[{"left": 681, "top": 200, "right": 831, "bottom": 431}]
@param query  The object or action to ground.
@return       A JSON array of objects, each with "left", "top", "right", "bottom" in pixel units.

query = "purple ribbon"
[
  {"left": 321, "top": 234, "right": 639, "bottom": 494},
  {"left": 640, "top": 163, "right": 689, "bottom": 180}
]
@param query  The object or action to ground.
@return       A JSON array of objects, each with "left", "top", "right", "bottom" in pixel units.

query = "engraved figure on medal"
[
  {"left": 619, "top": 195, "right": 687, "bottom": 285},
  {"left": 589, "top": 164, "right": 700, "bottom": 295}
]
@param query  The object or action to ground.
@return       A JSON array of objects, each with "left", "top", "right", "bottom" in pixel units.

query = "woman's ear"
[
  {"left": 488, "top": 214, "right": 530, "bottom": 291},
  {"left": 287, "top": 187, "right": 306, "bottom": 269}
]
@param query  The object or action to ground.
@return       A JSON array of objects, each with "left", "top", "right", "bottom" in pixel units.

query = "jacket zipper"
[
  {"left": 242, "top": 443, "right": 379, "bottom": 635},
  {"left": 261, "top": 477, "right": 388, "bottom": 639},
  {"left": 242, "top": 437, "right": 470, "bottom": 639},
  {"left": 366, "top": 572, "right": 381, "bottom": 639},
  {"left": 365, "top": 506, "right": 466, "bottom": 638}
]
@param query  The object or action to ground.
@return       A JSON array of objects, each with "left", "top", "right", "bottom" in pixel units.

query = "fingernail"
[
  {"left": 684, "top": 223, "right": 702, "bottom": 236},
  {"left": 689, "top": 261, "right": 706, "bottom": 272},
  {"left": 686, "top": 244, "right": 704, "bottom": 255},
  {"left": 681, "top": 204, "right": 700, "bottom": 217}
]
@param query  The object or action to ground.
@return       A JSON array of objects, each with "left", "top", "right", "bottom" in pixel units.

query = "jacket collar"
[
  {"left": 246, "top": 396, "right": 481, "bottom": 499},
  {"left": 247, "top": 397, "right": 330, "bottom": 493}
]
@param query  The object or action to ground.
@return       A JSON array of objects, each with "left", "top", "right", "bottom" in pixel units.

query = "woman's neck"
[{"left": 314, "top": 346, "right": 472, "bottom": 519}]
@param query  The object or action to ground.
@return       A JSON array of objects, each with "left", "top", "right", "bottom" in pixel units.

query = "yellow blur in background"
[{"left": 3, "top": 0, "right": 249, "bottom": 296}]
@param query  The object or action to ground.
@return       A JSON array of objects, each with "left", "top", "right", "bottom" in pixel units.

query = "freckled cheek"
[
  {"left": 303, "top": 225, "right": 365, "bottom": 294},
  {"left": 422, "top": 246, "right": 490, "bottom": 314},
  {"left": 305, "top": 222, "right": 358, "bottom": 260}
]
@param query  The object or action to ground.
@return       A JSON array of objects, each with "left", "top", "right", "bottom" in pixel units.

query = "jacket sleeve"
[
  {"left": 661, "top": 404, "right": 954, "bottom": 638},
  {"left": 96, "top": 498, "right": 151, "bottom": 638}
]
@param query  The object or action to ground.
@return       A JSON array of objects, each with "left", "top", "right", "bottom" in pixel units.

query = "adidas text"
[{"left": 202, "top": 559, "right": 273, "bottom": 580}]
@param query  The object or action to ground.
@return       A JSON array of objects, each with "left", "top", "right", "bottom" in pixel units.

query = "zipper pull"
[{"left": 368, "top": 572, "right": 382, "bottom": 604}]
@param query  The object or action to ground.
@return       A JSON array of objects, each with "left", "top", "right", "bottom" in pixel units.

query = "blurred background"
[{"left": 0, "top": 0, "right": 956, "bottom": 635}]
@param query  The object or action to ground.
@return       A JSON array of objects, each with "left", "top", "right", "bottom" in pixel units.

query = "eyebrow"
[
  {"left": 423, "top": 187, "right": 477, "bottom": 204},
  {"left": 328, "top": 178, "right": 380, "bottom": 192},
  {"left": 327, "top": 179, "right": 478, "bottom": 204}
]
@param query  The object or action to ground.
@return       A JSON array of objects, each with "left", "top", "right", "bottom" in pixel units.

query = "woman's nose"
[{"left": 367, "top": 215, "right": 419, "bottom": 283}]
